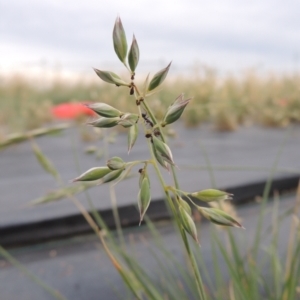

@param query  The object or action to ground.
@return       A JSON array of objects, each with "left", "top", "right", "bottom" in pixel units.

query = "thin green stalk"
[
  {"left": 210, "top": 228, "right": 225, "bottom": 299},
  {"left": 67, "top": 194, "right": 143, "bottom": 300},
  {"left": 69, "top": 128, "right": 124, "bottom": 250},
  {"left": 103, "top": 129, "right": 126, "bottom": 248},
  {"left": 212, "top": 230, "right": 248, "bottom": 300},
  {"left": 252, "top": 127, "right": 292, "bottom": 258},
  {"left": 34, "top": 135, "right": 142, "bottom": 299},
  {"left": 270, "top": 193, "right": 281, "bottom": 299},
  {"left": 146, "top": 243, "right": 190, "bottom": 300},
  {"left": 144, "top": 216, "right": 199, "bottom": 295},
  {"left": 0, "top": 245, "right": 67, "bottom": 300},
  {"left": 138, "top": 100, "right": 207, "bottom": 300},
  {"left": 284, "top": 181, "right": 300, "bottom": 281},
  {"left": 198, "top": 140, "right": 217, "bottom": 188},
  {"left": 282, "top": 182, "right": 300, "bottom": 300}
]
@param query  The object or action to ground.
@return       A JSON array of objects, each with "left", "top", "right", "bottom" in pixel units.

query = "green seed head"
[
  {"left": 178, "top": 197, "right": 192, "bottom": 215},
  {"left": 138, "top": 176, "right": 151, "bottom": 225},
  {"left": 199, "top": 207, "right": 244, "bottom": 228},
  {"left": 191, "top": 189, "right": 233, "bottom": 202},
  {"left": 128, "top": 124, "right": 139, "bottom": 154},
  {"left": 85, "top": 103, "right": 121, "bottom": 118},
  {"left": 94, "top": 69, "right": 129, "bottom": 86},
  {"left": 162, "top": 94, "right": 192, "bottom": 126},
  {"left": 128, "top": 34, "right": 139, "bottom": 72},
  {"left": 107, "top": 157, "right": 126, "bottom": 170},
  {"left": 113, "top": 16, "right": 128, "bottom": 63},
  {"left": 179, "top": 206, "right": 199, "bottom": 244},
  {"left": 101, "top": 169, "right": 123, "bottom": 183},
  {"left": 152, "top": 135, "right": 175, "bottom": 166},
  {"left": 87, "top": 117, "right": 119, "bottom": 128},
  {"left": 72, "top": 167, "right": 112, "bottom": 182},
  {"left": 152, "top": 144, "right": 170, "bottom": 171},
  {"left": 148, "top": 62, "right": 171, "bottom": 91}
]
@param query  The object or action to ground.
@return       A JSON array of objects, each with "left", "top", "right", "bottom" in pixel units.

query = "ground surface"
[
  {"left": 1, "top": 123, "right": 299, "bottom": 227},
  {"left": 0, "top": 124, "right": 299, "bottom": 300},
  {"left": 0, "top": 193, "right": 298, "bottom": 300}
]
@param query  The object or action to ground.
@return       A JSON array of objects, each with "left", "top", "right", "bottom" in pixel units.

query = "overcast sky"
[{"left": 1, "top": 0, "right": 300, "bottom": 76}]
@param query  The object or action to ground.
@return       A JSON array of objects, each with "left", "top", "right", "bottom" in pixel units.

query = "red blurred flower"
[{"left": 52, "top": 102, "right": 96, "bottom": 119}]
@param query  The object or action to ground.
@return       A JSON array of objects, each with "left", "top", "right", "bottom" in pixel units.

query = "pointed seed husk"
[
  {"left": 128, "top": 124, "right": 139, "bottom": 154},
  {"left": 179, "top": 206, "right": 199, "bottom": 244},
  {"left": 199, "top": 207, "right": 244, "bottom": 228},
  {"left": 138, "top": 176, "right": 151, "bottom": 225},
  {"left": 113, "top": 16, "right": 128, "bottom": 63},
  {"left": 128, "top": 34, "right": 139, "bottom": 72},
  {"left": 148, "top": 62, "right": 171, "bottom": 91},
  {"left": 72, "top": 167, "right": 112, "bottom": 182}
]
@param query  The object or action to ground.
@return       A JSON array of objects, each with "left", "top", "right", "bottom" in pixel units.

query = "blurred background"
[
  {"left": 1, "top": 0, "right": 300, "bottom": 135},
  {"left": 2, "top": 0, "right": 300, "bottom": 75},
  {"left": 1, "top": 1, "right": 300, "bottom": 299}
]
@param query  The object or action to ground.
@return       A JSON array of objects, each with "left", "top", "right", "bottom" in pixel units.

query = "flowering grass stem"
[{"left": 138, "top": 100, "right": 207, "bottom": 300}]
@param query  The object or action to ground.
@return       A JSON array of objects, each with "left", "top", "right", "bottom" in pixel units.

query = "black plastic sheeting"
[
  {"left": 1, "top": 174, "right": 298, "bottom": 247},
  {"left": 0, "top": 193, "right": 299, "bottom": 300},
  {"left": 0, "top": 124, "right": 299, "bottom": 246}
]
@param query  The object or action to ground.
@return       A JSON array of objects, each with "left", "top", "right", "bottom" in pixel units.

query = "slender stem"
[
  {"left": 103, "top": 129, "right": 125, "bottom": 247},
  {"left": 199, "top": 140, "right": 217, "bottom": 188},
  {"left": 55, "top": 142, "right": 143, "bottom": 299},
  {"left": 252, "top": 128, "right": 291, "bottom": 257},
  {"left": 0, "top": 246, "right": 67, "bottom": 300},
  {"left": 67, "top": 194, "right": 142, "bottom": 300},
  {"left": 137, "top": 99, "right": 207, "bottom": 300},
  {"left": 142, "top": 100, "right": 181, "bottom": 189},
  {"left": 284, "top": 181, "right": 300, "bottom": 281},
  {"left": 68, "top": 194, "right": 122, "bottom": 270},
  {"left": 133, "top": 83, "right": 141, "bottom": 97}
]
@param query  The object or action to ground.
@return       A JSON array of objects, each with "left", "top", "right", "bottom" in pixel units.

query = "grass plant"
[
  {"left": 65, "top": 17, "right": 242, "bottom": 299},
  {"left": 1, "top": 66, "right": 300, "bottom": 136},
  {"left": 1, "top": 16, "right": 300, "bottom": 300}
]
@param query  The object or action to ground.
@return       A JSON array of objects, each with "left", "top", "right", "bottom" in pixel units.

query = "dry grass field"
[{"left": 1, "top": 69, "right": 299, "bottom": 137}]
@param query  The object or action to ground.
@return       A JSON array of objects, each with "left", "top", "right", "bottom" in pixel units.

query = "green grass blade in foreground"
[
  {"left": 29, "top": 182, "right": 97, "bottom": 205},
  {"left": 143, "top": 216, "right": 199, "bottom": 295},
  {"left": 146, "top": 244, "right": 190, "bottom": 300},
  {"left": 198, "top": 138, "right": 244, "bottom": 299},
  {"left": 282, "top": 240, "right": 300, "bottom": 300},
  {"left": 102, "top": 128, "right": 125, "bottom": 248},
  {"left": 198, "top": 140, "right": 217, "bottom": 188},
  {"left": 121, "top": 252, "right": 165, "bottom": 300},
  {"left": 210, "top": 229, "right": 226, "bottom": 299},
  {"left": 0, "top": 124, "right": 70, "bottom": 150},
  {"left": 269, "top": 194, "right": 282, "bottom": 299},
  {"left": 143, "top": 217, "right": 204, "bottom": 298},
  {"left": 212, "top": 229, "right": 248, "bottom": 300},
  {"left": 69, "top": 129, "right": 155, "bottom": 299},
  {"left": 141, "top": 99, "right": 207, "bottom": 300},
  {"left": 68, "top": 126, "right": 120, "bottom": 242},
  {"left": 0, "top": 245, "right": 67, "bottom": 300},
  {"left": 199, "top": 136, "right": 258, "bottom": 298},
  {"left": 252, "top": 127, "right": 292, "bottom": 258},
  {"left": 281, "top": 189, "right": 300, "bottom": 300}
]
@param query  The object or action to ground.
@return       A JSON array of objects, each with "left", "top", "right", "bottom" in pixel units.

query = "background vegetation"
[{"left": 1, "top": 69, "right": 300, "bottom": 137}]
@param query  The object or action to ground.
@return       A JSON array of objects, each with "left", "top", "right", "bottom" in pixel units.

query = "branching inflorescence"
[{"left": 72, "top": 16, "right": 244, "bottom": 245}]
